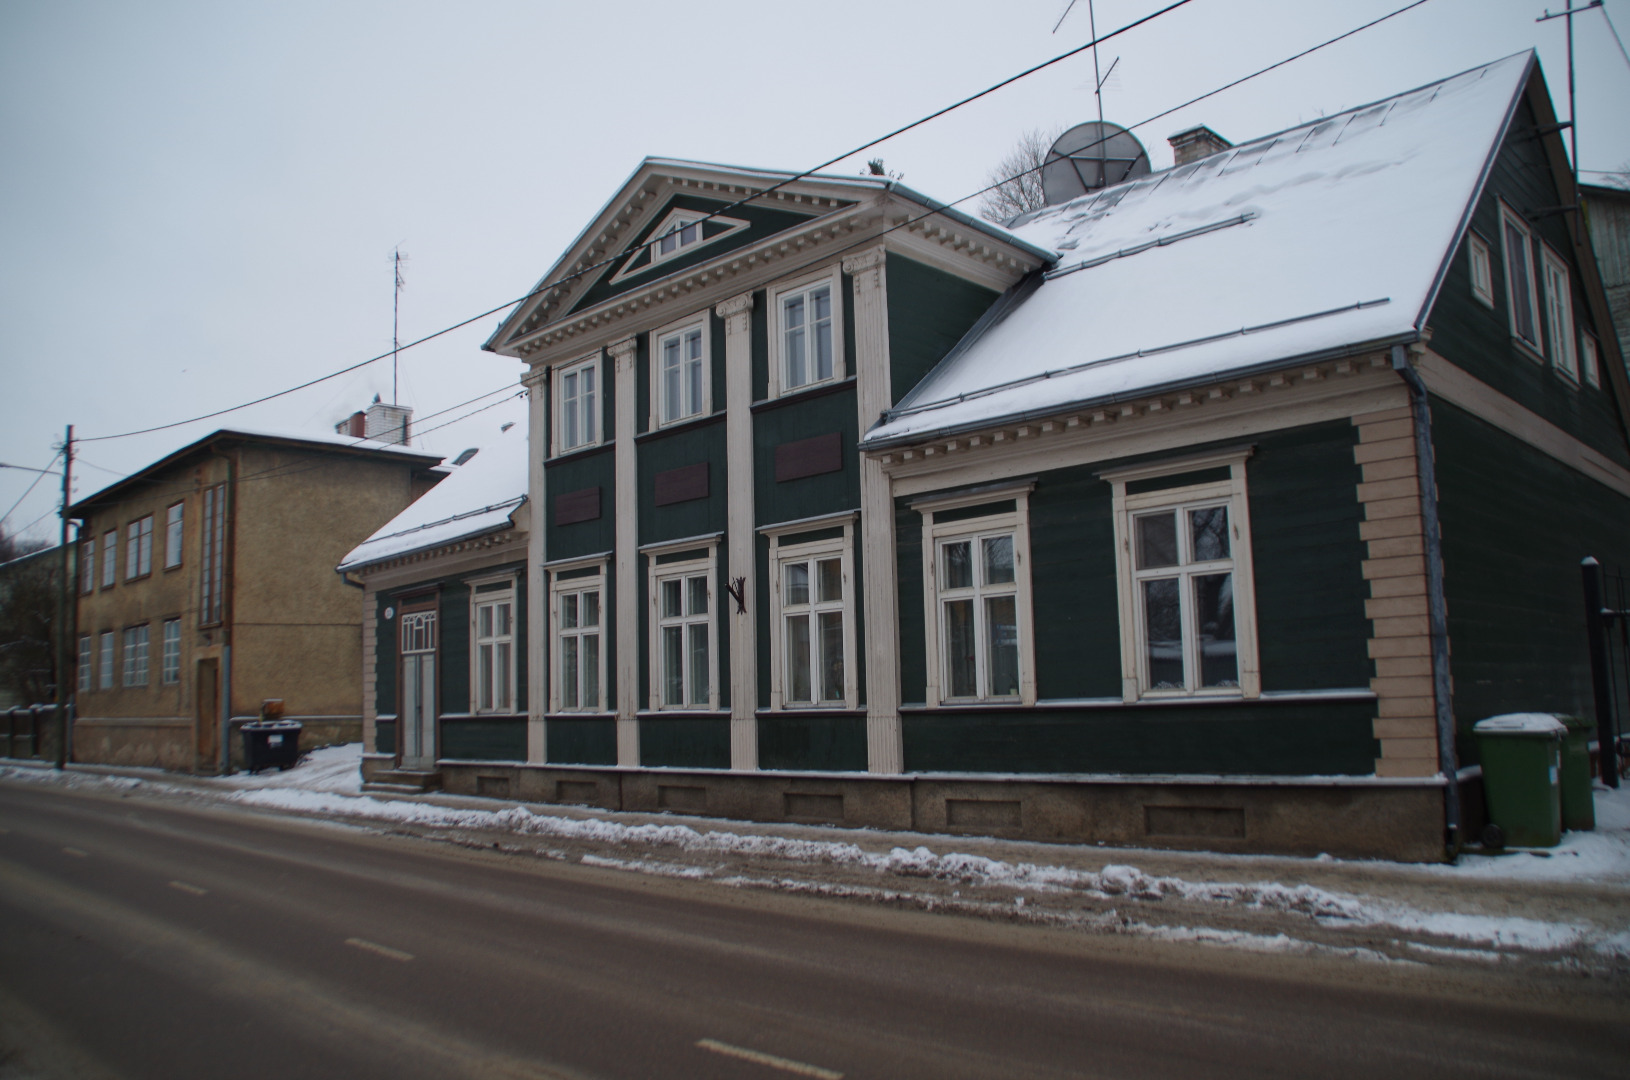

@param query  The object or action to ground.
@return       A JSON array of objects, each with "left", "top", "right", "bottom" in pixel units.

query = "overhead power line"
[
  {"left": 76, "top": 1, "right": 1197, "bottom": 446},
  {"left": 0, "top": 450, "right": 64, "bottom": 531}
]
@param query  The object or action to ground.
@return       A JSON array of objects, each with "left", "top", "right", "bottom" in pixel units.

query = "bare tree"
[
  {"left": 0, "top": 527, "right": 59, "bottom": 706},
  {"left": 978, "top": 127, "right": 1063, "bottom": 224}
]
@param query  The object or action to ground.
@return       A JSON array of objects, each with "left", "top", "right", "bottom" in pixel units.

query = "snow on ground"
[{"left": 5, "top": 747, "right": 1628, "bottom": 965}]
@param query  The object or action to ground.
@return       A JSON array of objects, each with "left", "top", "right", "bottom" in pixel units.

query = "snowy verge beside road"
[{"left": 5, "top": 744, "right": 1628, "bottom": 976}]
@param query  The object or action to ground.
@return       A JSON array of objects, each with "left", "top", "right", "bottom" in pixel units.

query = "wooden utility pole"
[{"left": 54, "top": 424, "right": 73, "bottom": 770}]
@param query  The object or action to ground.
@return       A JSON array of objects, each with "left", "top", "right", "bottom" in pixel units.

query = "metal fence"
[{"left": 1583, "top": 558, "right": 1629, "bottom": 786}]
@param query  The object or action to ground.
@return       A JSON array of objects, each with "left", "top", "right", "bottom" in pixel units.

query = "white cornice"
[{"left": 348, "top": 524, "right": 526, "bottom": 581}]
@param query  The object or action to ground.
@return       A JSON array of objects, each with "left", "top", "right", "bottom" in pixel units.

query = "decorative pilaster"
[
  {"left": 1352, "top": 402, "right": 1439, "bottom": 778},
  {"left": 717, "top": 292, "right": 759, "bottom": 771},
  {"left": 523, "top": 365, "right": 549, "bottom": 762},
  {"left": 609, "top": 337, "right": 641, "bottom": 767},
  {"left": 843, "top": 246, "right": 903, "bottom": 774}
]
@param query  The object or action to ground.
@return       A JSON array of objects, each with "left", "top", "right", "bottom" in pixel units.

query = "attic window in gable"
[
  {"left": 654, "top": 213, "right": 703, "bottom": 261},
  {"left": 607, "top": 207, "right": 752, "bottom": 286}
]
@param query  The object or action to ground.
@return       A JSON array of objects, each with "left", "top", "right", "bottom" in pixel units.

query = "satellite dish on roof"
[{"left": 1041, "top": 122, "right": 1151, "bottom": 205}]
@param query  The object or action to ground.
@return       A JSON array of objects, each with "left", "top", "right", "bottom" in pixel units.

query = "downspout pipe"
[
  {"left": 1391, "top": 344, "right": 1461, "bottom": 857},
  {"left": 217, "top": 449, "right": 239, "bottom": 776}
]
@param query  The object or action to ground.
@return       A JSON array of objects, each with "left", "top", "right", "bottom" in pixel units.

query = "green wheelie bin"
[
  {"left": 1474, "top": 714, "right": 1564, "bottom": 849},
  {"left": 1558, "top": 714, "right": 1596, "bottom": 832}
]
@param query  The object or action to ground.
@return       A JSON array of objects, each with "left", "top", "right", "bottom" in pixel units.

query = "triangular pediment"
[{"left": 487, "top": 159, "right": 874, "bottom": 355}]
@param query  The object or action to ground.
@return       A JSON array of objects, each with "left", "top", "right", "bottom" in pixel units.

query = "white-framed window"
[
  {"left": 549, "top": 561, "right": 606, "bottom": 714},
  {"left": 1581, "top": 331, "right": 1601, "bottom": 388},
  {"left": 1500, "top": 203, "right": 1542, "bottom": 355},
  {"left": 101, "top": 530, "right": 117, "bottom": 588},
  {"left": 1102, "top": 449, "right": 1261, "bottom": 701},
  {"left": 77, "top": 635, "right": 91, "bottom": 693},
  {"left": 125, "top": 514, "right": 153, "bottom": 579},
  {"left": 555, "top": 354, "right": 600, "bottom": 454},
  {"left": 1468, "top": 232, "right": 1495, "bottom": 308},
  {"left": 470, "top": 580, "right": 516, "bottom": 714},
  {"left": 164, "top": 502, "right": 184, "bottom": 569},
  {"left": 650, "top": 209, "right": 705, "bottom": 265},
  {"left": 770, "top": 269, "right": 844, "bottom": 397},
  {"left": 653, "top": 316, "right": 708, "bottom": 427},
  {"left": 916, "top": 488, "right": 1035, "bottom": 706},
  {"left": 98, "top": 631, "right": 113, "bottom": 689},
  {"left": 1541, "top": 245, "right": 1578, "bottom": 382},
  {"left": 200, "top": 483, "right": 226, "bottom": 625},
  {"left": 647, "top": 543, "right": 716, "bottom": 710},
  {"left": 161, "top": 618, "right": 181, "bottom": 686},
  {"left": 80, "top": 536, "right": 94, "bottom": 594},
  {"left": 122, "top": 624, "right": 149, "bottom": 687},
  {"left": 765, "top": 516, "right": 857, "bottom": 710}
]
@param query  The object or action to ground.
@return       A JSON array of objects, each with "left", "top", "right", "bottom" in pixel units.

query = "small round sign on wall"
[{"left": 384, "top": 607, "right": 395, "bottom": 620}]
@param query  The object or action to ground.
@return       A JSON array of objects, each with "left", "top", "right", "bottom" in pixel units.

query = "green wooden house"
[
  {"left": 467, "top": 52, "right": 1628, "bottom": 860},
  {"left": 339, "top": 410, "right": 530, "bottom": 794}
]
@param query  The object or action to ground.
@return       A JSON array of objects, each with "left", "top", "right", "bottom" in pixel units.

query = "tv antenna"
[{"left": 391, "top": 247, "right": 409, "bottom": 405}]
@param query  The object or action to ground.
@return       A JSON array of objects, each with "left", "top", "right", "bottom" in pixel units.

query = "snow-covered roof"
[
  {"left": 70, "top": 424, "right": 443, "bottom": 512},
  {"left": 338, "top": 414, "right": 528, "bottom": 572},
  {"left": 863, "top": 54, "right": 1533, "bottom": 448}
]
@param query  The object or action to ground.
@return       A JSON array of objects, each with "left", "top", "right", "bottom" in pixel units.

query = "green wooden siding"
[
  {"left": 758, "top": 715, "right": 867, "bottom": 772},
  {"left": 569, "top": 195, "right": 816, "bottom": 313},
  {"left": 544, "top": 445, "right": 615, "bottom": 560},
  {"left": 903, "top": 700, "right": 1378, "bottom": 775},
  {"left": 1427, "top": 94, "right": 1628, "bottom": 469},
  {"left": 374, "top": 592, "right": 396, "bottom": 717},
  {"left": 438, "top": 582, "right": 470, "bottom": 716},
  {"left": 885, "top": 254, "right": 1000, "bottom": 407},
  {"left": 636, "top": 416, "right": 728, "bottom": 544},
  {"left": 441, "top": 717, "right": 526, "bottom": 762},
  {"left": 897, "top": 421, "right": 1374, "bottom": 773},
  {"left": 639, "top": 716, "right": 730, "bottom": 769},
  {"left": 547, "top": 717, "right": 616, "bottom": 766},
  {"left": 1432, "top": 399, "right": 1630, "bottom": 762},
  {"left": 752, "top": 385, "right": 861, "bottom": 526}
]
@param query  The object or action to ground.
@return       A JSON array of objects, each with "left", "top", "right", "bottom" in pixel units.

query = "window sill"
[
  {"left": 636, "top": 709, "right": 730, "bottom": 719},
  {"left": 636, "top": 411, "right": 725, "bottom": 442},
  {"left": 756, "top": 707, "right": 865, "bottom": 718},
  {"left": 547, "top": 711, "right": 616, "bottom": 720},
  {"left": 548, "top": 442, "right": 613, "bottom": 466},
  {"left": 751, "top": 376, "right": 856, "bottom": 414}
]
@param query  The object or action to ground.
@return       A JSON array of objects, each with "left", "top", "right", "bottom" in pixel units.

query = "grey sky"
[{"left": 3, "top": 0, "right": 1627, "bottom": 542}]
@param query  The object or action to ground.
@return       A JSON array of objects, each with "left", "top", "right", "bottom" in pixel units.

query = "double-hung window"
[
  {"left": 80, "top": 537, "right": 95, "bottom": 594},
  {"left": 654, "top": 318, "right": 707, "bottom": 426},
  {"left": 1541, "top": 245, "right": 1578, "bottom": 382},
  {"left": 1500, "top": 204, "right": 1542, "bottom": 354},
  {"left": 77, "top": 635, "right": 91, "bottom": 693},
  {"left": 164, "top": 503, "right": 184, "bottom": 569},
  {"left": 556, "top": 355, "right": 599, "bottom": 453},
  {"left": 917, "top": 490, "right": 1035, "bottom": 706},
  {"left": 125, "top": 515, "right": 153, "bottom": 579},
  {"left": 1467, "top": 232, "right": 1494, "bottom": 308},
  {"left": 98, "top": 631, "right": 114, "bottom": 689},
  {"left": 200, "top": 483, "right": 226, "bottom": 625},
  {"left": 122, "top": 625, "right": 149, "bottom": 687},
  {"left": 1103, "top": 450, "right": 1260, "bottom": 701},
  {"left": 471, "top": 581, "right": 516, "bottom": 714},
  {"left": 771, "top": 271, "right": 842, "bottom": 396},
  {"left": 161, "top": 618, "right": 181, "bottom": 685},
  {"left": 647, "top": 544, "right": 715, "bottom": 710},
  {"left": 550, "top": 562, "right": 605, "bottom": 713},
  {"left": 101, "top": 530, "right": 117, "bottom": 588},
  {"left": 765, "top": 517, "right": 856, "bottom": 710}
]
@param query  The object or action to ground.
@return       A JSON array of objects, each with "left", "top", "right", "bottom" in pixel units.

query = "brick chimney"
[
  {"left": 1168, "top": 126, "right": 1232, "bottom": 167},
  {"left": 335, "top": 411, "right": 366, "bottom": 438}
]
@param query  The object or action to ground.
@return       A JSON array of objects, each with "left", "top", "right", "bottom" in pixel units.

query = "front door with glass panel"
[{"left": 399, "top": 605, "right": 438, "bottom": 770}]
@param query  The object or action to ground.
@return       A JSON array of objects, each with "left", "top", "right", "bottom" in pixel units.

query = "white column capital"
[
  {"left": 715, "top": 292, "right": 755, "bottom": 337},
  {"left": 842, "top": 246, "right": 887, "bottom": 282},
  {"left": 521, "top": 365, "right": 549, "bottom": 390},
  {"left": 607, "top": 337, "right": 638, "bottom": 371}
]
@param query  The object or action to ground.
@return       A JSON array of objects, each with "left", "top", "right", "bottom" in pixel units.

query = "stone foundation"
[{"left": 437, "top": 763, "right": 1450, "bottom": 862}]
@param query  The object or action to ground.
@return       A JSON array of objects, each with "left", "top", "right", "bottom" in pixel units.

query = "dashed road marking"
[
  {"left": 168, "top": 880, "right": 208, "bottom": 896},
  {"left": 696, "top": 1039, "right": 842, "bottom": 1079},
  {"left": 62, "top": 847, "right": 87, "bottom": 858},
  {"left": 345, "top": 937, "right": 414, "bottom": 962}
]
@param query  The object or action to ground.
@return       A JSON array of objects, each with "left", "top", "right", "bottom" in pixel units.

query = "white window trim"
[
  {"left": 1467, "top": 231, "right": 1495, "bottom": 308},
  {"left": 768, "top": 267, "right": 846, "bottom": 399},
  {"left": 549, "top": 559, "right": 609, "bottom": 715},
  {"left": 98, "top": 631, "right": 114, "bottom": 690},
  {"left": 1103, "top": 449, "right": 1261, "bottom": 703},
  {"left": 164, "top": 502, "right": 184, "bottom": 569},
  {"left": 1499, "top": 202, "right": 1543, "bottom": 358},
  {"left": 161, "top": 618, "right": 181, "bottom": 686},
  {"left": 646, "top": 540, "right": 718, "bottom": 712},
  {"left": 553, "top": 353, "right": 602, "bottom": 456},
  {"left": 1540, "top": 243, "right": 1578, "bottom": 383},
  {"left": 916, "top": 486, "right": 1036, "bottom": 708},
  {"left": 1581, "top": 331, "right": 1601, "bottom": 388},
  {"left": 650, "top": 312, "right": 711, "bottom": 429},
  {"left": 764, "top": 517, "right": 858, "bottom": 711},
  {"left": 468, "top": 575, "right": 518, "bottom": 715},
  {"left": 608, "top": 209, "right": 750, "bottom": 286}
]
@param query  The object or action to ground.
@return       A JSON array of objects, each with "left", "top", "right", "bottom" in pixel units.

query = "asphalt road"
[{"left": 0, "top": 781, "right": 1624, "bottom": 1080}]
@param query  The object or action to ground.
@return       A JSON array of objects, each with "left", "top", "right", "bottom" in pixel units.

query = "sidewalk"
[{"left": 5, "top": 746, "right": 1628, "bottom": 976}]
